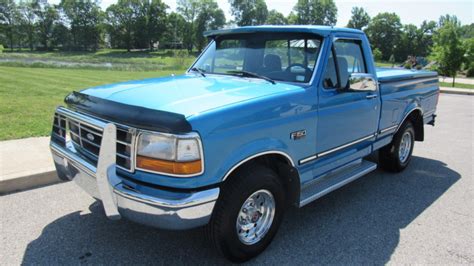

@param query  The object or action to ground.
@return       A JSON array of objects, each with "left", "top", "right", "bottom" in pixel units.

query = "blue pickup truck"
[{"left": 50, "top": 26, "right": 439, "bottom": 261}]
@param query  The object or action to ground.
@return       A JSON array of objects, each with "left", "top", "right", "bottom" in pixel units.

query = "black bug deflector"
[{"left": 65, "top": 91, "right": 192, "bottom": 133}]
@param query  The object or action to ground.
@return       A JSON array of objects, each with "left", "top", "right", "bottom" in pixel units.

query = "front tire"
[
  {"left": 208, "top": 164, "right": 286, "bottom": 262},
  {"left": 379, "top": 121, "right": 415, "bottom": 172}
]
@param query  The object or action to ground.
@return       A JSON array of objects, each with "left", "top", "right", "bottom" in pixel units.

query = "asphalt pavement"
[{"left": 1, "top": 94, "right": 473, "bottom": 265}]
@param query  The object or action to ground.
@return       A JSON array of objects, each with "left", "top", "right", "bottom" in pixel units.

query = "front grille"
[
  {"left": 53, "top": 110, "right": 135, "bottom": 172},
  {"left": 68, "top": 120, "right": 102, "bottom": 159},
  {"left": 52, "top": 114, "right": 67, "bottom": 145}
]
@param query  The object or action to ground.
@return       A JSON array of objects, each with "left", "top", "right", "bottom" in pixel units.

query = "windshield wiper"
[
  {"left": 227, "top": 70, "right": 276, "bottom": 85},
  {"left": 190, "top": 67, "right": 206, "bottom": 77}
]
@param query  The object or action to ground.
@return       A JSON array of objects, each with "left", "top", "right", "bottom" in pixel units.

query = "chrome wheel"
[
  {"left": 236, "top": 189, "right": 275, "bottom": 245},
  {"left": 398, "top": 131, "right": 412, "bottom": 163}
]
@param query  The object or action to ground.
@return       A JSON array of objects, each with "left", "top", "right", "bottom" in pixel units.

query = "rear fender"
[
  {"left": 398, "top": 104, "right": 424, "bottom": 141},
  {"left": 398, "top": 102, "right": 422, "bottom": 128}
]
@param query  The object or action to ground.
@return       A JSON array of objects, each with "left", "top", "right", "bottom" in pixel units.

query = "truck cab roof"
[{"left": 204, "top": 25, "right": 364, "bottom": 38}]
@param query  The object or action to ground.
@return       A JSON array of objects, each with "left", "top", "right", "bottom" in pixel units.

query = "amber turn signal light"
[{"left": 136, "top": 155, "right": 202, "bottom": 176}]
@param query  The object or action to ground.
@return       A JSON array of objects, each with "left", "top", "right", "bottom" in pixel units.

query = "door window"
[
  {"left": 322, "top": 50, "right": 339, "bottom": 89},
  {"left": 334, "top": 39, "right": 367, "bottom": 74},
  {"left": 322, "top": 39, "right": 367, "bottom": 89}
]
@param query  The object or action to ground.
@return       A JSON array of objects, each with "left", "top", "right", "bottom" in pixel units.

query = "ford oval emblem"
[{"left": 86, "top": 133, "right": 95, "bottom": 141}]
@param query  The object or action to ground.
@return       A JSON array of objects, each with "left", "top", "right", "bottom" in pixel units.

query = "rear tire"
[
  {"left": 208, "top": 164, "right": 286, "bottom": 262},
  {"left": 379, "top": 121, "right": 415, "bottom": 172}
]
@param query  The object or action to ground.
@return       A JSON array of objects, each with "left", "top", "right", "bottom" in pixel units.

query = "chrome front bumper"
[{"left": 50, "top": 121, "right": 219, "bottom": 230}]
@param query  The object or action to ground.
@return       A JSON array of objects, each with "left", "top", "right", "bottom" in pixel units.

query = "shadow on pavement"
[{"left": 22, "top": 156, "right": 460, "bottom": 264}]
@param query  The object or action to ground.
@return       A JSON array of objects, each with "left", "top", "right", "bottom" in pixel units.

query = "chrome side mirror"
[{"left": 347, "top": 73, "right": 377, "bottom": 92}]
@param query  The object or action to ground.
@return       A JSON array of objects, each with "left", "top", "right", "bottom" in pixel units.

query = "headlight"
[{"left": 136, "top": 132, "right": 203, "bottom": 176}]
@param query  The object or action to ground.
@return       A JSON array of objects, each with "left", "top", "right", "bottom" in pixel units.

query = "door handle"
[{"left": 366, "top": 94, "right": 377, "bottom": 99}]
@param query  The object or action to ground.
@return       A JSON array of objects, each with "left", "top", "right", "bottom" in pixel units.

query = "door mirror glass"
[{"left": 347, "top": 73, "right": 377, "bottom": 92}]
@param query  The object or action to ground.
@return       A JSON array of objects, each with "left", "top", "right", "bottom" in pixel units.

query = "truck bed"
[
  {"left": 376, "top": 67, "right": 439, "bottom": 133},
  {"left": 376, "top": 68, "right": 438, "bottom": 83}
]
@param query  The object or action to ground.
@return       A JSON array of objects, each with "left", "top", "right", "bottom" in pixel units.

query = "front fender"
[{"left": 215, "top": 138, "right": 294, "bottom": 182}]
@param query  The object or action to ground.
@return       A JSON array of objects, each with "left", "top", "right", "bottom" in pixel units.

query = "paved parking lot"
[{"left": 1, "top": 94, "right": 473, "bottom": 264}]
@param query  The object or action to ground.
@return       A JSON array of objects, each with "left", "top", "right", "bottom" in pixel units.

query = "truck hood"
[{"left": 80, "top": 74, "right": 303, "bottom": 117}]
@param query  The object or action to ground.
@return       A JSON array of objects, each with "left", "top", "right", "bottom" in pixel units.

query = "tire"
[
  {"left": 379, "top": 121, "right": 415, "bottom": 172},
  {"left": 208, "top": 164, "right": 286, "bottom": 262}
]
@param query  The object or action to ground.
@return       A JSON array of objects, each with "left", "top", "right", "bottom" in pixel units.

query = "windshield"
[{"left": 191, "top": 33, "right": 323, "bottom": 83}]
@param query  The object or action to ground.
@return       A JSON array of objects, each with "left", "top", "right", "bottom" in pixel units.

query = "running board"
[{"left": 299, "top": 160, "right": 377, "bottom": 207}]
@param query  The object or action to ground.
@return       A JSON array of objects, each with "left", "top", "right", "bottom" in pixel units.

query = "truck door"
[{"left": 315, "top": 37, "right": 380, "bottom": 167}]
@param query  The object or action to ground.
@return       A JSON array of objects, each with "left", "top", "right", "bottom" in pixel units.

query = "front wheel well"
[{"left": 223, "top": 153, "right": 300, "bottom": 208}]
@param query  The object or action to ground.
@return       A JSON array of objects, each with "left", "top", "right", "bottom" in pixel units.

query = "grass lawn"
[
  {"left": 0, "top": 49, "right": 196, "bottom": 71},
  {"left": 439, "top": 82, "right": 474, "bottom": 90},
  {"left": 0, "top": 66, "right": 183, "bottom": 140}
]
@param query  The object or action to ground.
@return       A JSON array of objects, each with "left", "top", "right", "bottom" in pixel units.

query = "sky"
[{"left": 50, "top": 0, "right": 473, "bottom": 27}]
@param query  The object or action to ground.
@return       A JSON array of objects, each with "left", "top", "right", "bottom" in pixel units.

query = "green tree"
[
  {"left": 51, "top": 22, "right": 71, "bottom": 50},
  {"left": 163, "top": 12, "right": 186, "bottom": 49},
  {"left": 0, "top": 0, "right": 20, "bottom": 50},
  {"left": 394, "top": 21, "right": 437, "bottom": 61},
  {"left": 366, "top": 12, "right": 402, "bottom": 60},
  {"left": 286, "top": 11, "right": 298, "bottom": 25},
  {"left": 106, "top": 0, "right": 141, "bottom": 51},
  {"left": 266, "top": 9, "right": 287, "bottom": 25},
  {"left": 18, "top": 1, "right": 37, "bottom": 51},
  {"left": 463, "top": 38, "right": 474, "bottom": 77},
  {"left": 229, "top": 0, "right": 268, "bottom": 26},
  {"left": 431, "top": 22, "right": 465, "bottom": 86},
  {"left": 347, "top": 7, "right": 370, "bottom": 30},
  {"left": 292, "top": 0, "right": 337, "bottom": 26},
  {"left": 195, "top": 0, "right": 225, "bottom": 52},
  {"left": 60, "top": 0, "right": 104, "bottom": 51},
  {"left": 460, "top": 23, "right": 474, "bottom": 39},
  {"left": 177, "top": 0, "right": 199, "bottom": 51},
  {"left": 148, "top": 0, "right": 168, "bottom": 51},
  {"left": 372, "top": 48, "right": 382, "bottom": 61},
  {"left": 34, "top": 1, "right": 59, "bottom": 50},
  {"left": 418, "top": 20, "right": 437, "bottom": 56},
  {"left": 134, "top": 0, "right": 168, "bottom": 51},
  {"left": 438, "top": 14, "right": 461, "bottom": 28},
  {"left": 394, "top": 24, "right": 419, "bottom": 61}
]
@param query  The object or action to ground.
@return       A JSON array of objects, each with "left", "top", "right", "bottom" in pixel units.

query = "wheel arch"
[
  {"left": 398, "top": 107, "right": 424, "bottom": 141},
  {"left": 222, "top": 151, "right": 301, "bottom": 208}
]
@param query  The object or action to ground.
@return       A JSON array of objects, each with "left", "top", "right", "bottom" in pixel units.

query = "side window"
[
  {"left": 323, "top": 49, "right": 338, "bottom": 89},
  {"left": 334, "top": 39, "right": 367, "bottom": 74},
  {"left": 333, "top": 39, "right": 366, "bottom": 89}
]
